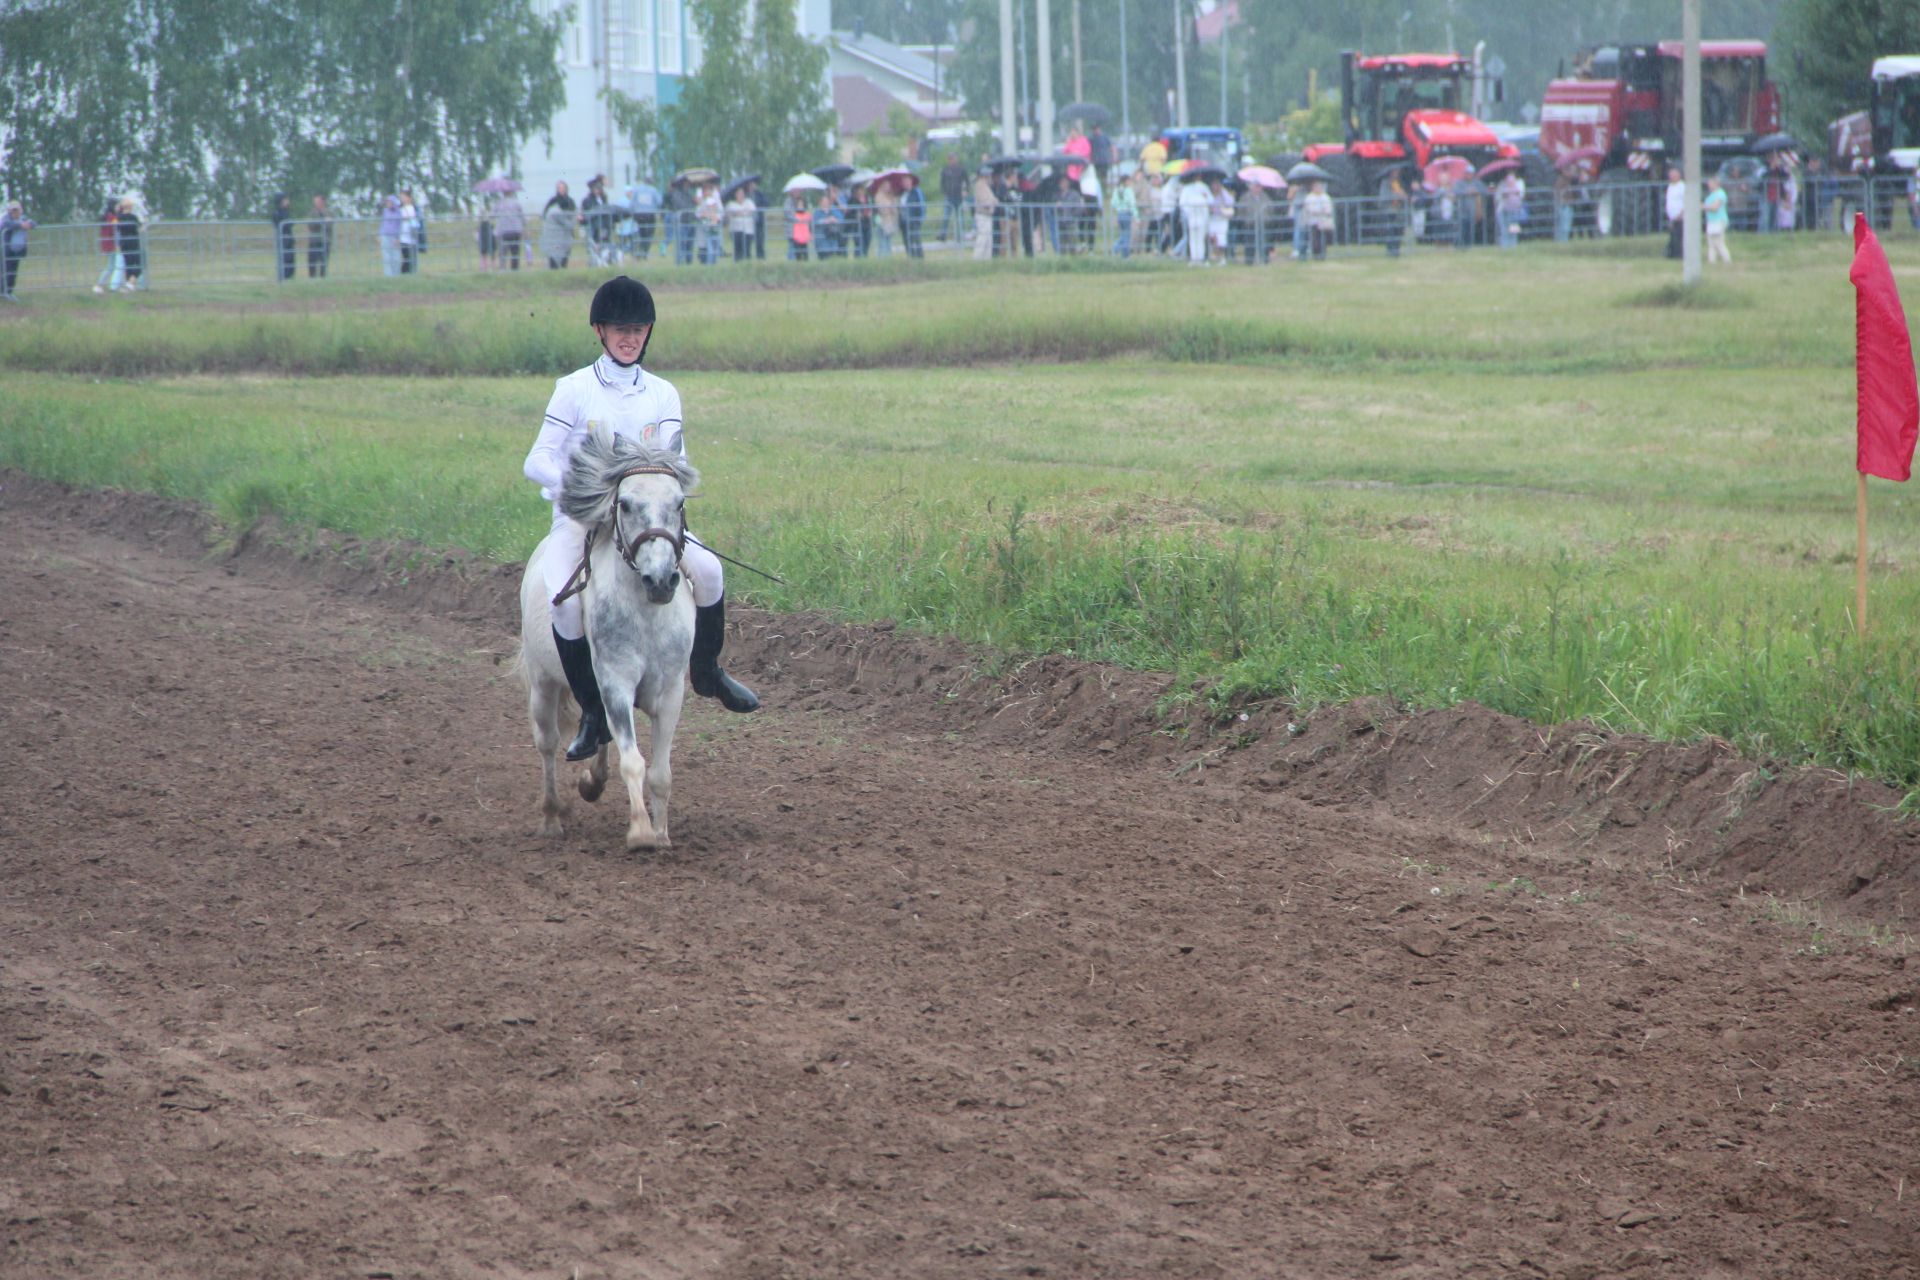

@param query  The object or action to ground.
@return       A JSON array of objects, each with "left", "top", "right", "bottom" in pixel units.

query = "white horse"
[{"left": 519, "top": 430, "right": 697, "bottom": 849}]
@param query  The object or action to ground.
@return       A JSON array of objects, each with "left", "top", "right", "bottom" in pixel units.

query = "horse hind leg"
[{"left": 528, "top": 673, "right": 568, "bottom": 837}]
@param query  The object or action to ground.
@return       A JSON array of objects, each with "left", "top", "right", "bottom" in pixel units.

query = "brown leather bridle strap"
[{"left": 550, "top": 466, "right": 687, "bottom": 607}]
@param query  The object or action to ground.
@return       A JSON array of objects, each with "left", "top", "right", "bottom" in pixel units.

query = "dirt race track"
[{"left": 4, "top": 472, "right": 1919, "bottom": 1280}]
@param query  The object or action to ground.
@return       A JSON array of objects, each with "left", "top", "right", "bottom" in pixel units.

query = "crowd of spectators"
[{"left": 3, "top": 141, "right": 1915, "bottom": 299}]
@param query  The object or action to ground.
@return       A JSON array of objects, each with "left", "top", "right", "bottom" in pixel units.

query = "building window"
[
  {"left": 659, "top": 0, "right": 682, "bottom": 74},
  {"left": 620, "top": 0, "right": 651, "bottom": 72}
]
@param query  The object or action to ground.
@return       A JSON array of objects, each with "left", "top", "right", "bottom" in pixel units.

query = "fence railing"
[{"left": 6, "top": 176, "right": 1917, "bottom": 295}]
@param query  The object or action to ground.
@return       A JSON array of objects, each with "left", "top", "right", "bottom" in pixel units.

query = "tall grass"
[
  {"left": 8, "top": 338, "right": 1920, "bottom": 790},
  {"left": 0, "top": 235, "right": 1883, "bottom": 377}
]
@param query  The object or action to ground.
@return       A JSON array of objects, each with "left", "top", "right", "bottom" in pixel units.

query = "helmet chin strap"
[{"left": 599, "top": 331, "right": 652, "bottom": 368}]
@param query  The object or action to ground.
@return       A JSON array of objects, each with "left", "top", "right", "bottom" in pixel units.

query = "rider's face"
[{"left": 596, "top": 322, "right": 651, "bottom": 364}]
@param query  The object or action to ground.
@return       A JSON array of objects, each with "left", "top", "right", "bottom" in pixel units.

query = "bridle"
[
  {"left": 609, "top": 465, "right": 687, "bottom": 571},
  {"left": 549, "top": 465, "right": 685, "bottom": 607}
]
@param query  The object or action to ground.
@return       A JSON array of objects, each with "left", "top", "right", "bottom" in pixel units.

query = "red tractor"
[
  {"left": 1303, "top": 51, "right": 1518, "bottom": 202},
  {"left": 1539, "top": 40, "right": 1782, "bottom": 235}
]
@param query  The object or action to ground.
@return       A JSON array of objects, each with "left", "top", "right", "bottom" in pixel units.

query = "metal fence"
[{"left": 8, "top": 176, "right": 1920, "bottom": 296}]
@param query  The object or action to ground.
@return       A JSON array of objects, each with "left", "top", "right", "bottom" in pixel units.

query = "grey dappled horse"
[{"left": 519, "top": 430, "right": 697, "bottom": 849}]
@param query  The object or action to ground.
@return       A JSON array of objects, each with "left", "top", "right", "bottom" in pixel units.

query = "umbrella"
[
  {"left": 782, "top": 172, "right": 828, "bottom": 194},
  {"left": 1754, "top": 132, "right": 1800, "bottom": 154},
  {"left": 1058, "top": 101, "right": 1112, "bottom": 126},
  {"left": 1238, "top": 164, "right": 1286, "bottom": 190},
  {"left": 848, "top": 168, "right": 879, "bottom": 187},
  {"left": 1420, "top": 155, "right": 1471, "bottom": 189},
  {"left": 1554, "top": 146, "right": 1605, "bottom": 172},
  {"left": 1161, "top": 157, "right": 1194, "bottom": 176},
  {"left": 813, "top": 162, "right": 855, "bottom": 184},
  {"left": 721, "top": 172, "right": 761, "bottom": 200},
  {"left": 1286, "top": 160, "right": 1333, "bottom": 184},
  {"left": 1181, "top": 164, "right": 1228, "bottom": 183},
  {"left": 472, "top": 176, "right": 521, "bottom": 195},
  {"left": 987, "top": 155, "right": 1026, "bottom": 170},
  {"left": 674, "top": 166, "right": 719, "bottom": 186},
  {"left": 868, "top": 167, "right": 917, "bottom": 192},
  {"left": 1477, "top": 157, "right": 1520, "bottom": 179}
]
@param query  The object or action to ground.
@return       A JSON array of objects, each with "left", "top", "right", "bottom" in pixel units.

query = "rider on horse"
[{"left": 524, "top": 275, "right": 758, "bottom": 761}]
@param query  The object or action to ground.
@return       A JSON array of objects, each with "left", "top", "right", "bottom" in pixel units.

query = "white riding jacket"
[
  {"left": 525, "top": 354, "right": 724, "bottom": 629},
  {"left": 524, "top": 354, "right": 686, "bottom": 505}
]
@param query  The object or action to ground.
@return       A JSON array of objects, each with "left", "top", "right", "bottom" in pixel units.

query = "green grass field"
[{"left": 7, "top": 233, "right": 1920, "bottom": 793}]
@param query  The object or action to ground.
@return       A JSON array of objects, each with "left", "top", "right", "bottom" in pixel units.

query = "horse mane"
[{"left": 558, "top": 426, "right": 700, "bottom": 529}]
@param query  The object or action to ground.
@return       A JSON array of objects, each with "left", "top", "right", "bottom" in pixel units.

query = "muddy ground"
[{"left": 3, "top": 472, "right": 1917, "bottom": 1279}]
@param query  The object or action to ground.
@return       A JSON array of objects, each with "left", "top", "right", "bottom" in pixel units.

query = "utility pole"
[
  {"left": 1072, "top": 0, "right": 1083, "bottom": 103},
  {"left": 1682, "top": 0, "right": 1702, "bottom": 284},
  {"left": 1219, "top": 12, "right": 1228, "bottom": 126},
  {"left": 1038, "top": 0, "right": 1056, "bottom": 152},
  {"left": 1119, "top": 0, "right": 1130, "bottom": 138},
  {"left": 1173, "top": 0, "right": 1188, "bottom": 128},
  {"left": 1018, "top": 0, "right": 1030, "bottom": 145},
  {"left": 1000, "top": 0, "right": 1018, "bottom": 155}
]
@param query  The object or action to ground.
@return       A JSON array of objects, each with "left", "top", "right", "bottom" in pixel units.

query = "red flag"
[{"left": 1851, "top": 213, "right": 1919, "bottom": 481}]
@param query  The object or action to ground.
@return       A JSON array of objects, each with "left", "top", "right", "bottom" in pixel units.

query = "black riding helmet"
[{"left": 590, "top": 274, "right": 656, "bottom": 365}]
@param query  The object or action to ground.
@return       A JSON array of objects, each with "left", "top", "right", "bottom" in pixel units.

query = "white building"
[{"left": 513, "top": 0, "right": 832, "bottom": 199}]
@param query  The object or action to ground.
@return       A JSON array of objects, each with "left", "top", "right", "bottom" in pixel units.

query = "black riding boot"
[
  {"left": 552, "top": 628, "right": 613, "bottom": 760},
  {"left": 690, "top": 598, "right": 759, "bottom": 713}
]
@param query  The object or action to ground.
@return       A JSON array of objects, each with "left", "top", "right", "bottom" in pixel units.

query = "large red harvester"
[{"left": 1539, "top": 40, "right": 1782, "bottom": 234}]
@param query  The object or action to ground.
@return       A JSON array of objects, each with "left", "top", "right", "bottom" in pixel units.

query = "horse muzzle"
[{"left": 639, "top": 567, "right": 681, "bottom": 605}]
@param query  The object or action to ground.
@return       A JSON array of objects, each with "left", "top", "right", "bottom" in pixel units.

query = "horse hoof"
[
  {"left": 537, "top": 818, "right": 564, "bottom": 838},
  {"left": 578, "top": 775, "right": 607, "bottom": 803},
  {"left": 626, "top": 830, "right": 666, "bottom": 852}
]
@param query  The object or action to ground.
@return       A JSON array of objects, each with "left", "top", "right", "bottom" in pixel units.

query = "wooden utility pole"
[
  {"left": 1682, "top": 0, "right": 1702, "bottom": 284},
  {"left": 1073, "top": 0, "right": 1084, "bottom": 103},
  {"left": 1000, "top": 0, "right": 1018, "bottom": 154}
]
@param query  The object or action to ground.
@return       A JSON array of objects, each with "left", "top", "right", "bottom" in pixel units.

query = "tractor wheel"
[{"left": 1317, "top": 153, "right": 1362, "bottom": 243}]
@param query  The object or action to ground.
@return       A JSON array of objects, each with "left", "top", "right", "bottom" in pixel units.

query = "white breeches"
[
  {"left": 542, "top": 509, "right": 723, "bottom": 641},
  {"left": 1183, "top": 207, "right": 1208, "bottom": 261}
]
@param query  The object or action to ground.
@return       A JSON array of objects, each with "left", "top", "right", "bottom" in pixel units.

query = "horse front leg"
[
  {"left": 601, "top": 681, "right": 660, "bottom": 851},
  {"left": 643, "top": 676, "right": 687, "bottom": 850},
  {"left": 576, "top": 743, "right": 609, "bottom": 803}
]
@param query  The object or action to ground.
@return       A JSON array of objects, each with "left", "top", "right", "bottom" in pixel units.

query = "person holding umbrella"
[
  {"left": 582, "top": 175, "right": 618, "bottom": 266},
  {"left": 900, "top": 174, "right": 926, "bottom": 258},
  {"left": 1178, "top": 170, "right": 1211, "bottom": 264},
  {"left": 939, "top": 153, "right": 966, "bottom": 240},
  {"left": 786, "top": 190, "right": 812, "bottom": 260},
  {"left": 492, "top": 189, "right": 527, "bottom": 270}
]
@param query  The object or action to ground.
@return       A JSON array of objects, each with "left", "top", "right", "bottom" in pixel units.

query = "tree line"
[
  {"left": 0, "top": 0, "right": 1899, "bottom": 222},
  {"left": 0, "top": 0, "right": 566, "bottom": 220}
]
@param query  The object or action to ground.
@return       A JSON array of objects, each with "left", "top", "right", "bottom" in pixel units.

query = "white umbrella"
[{"left": 783, "top": 172, "right": 828, "bottom": 194}]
